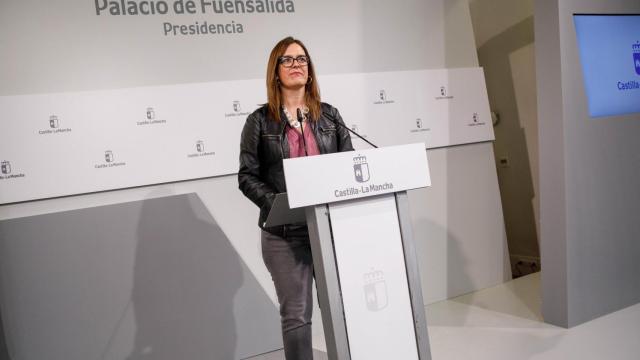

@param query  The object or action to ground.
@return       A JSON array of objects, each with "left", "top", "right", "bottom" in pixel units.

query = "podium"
[{"left": 268, "top": 143, "right": 432, "bottom": 360}]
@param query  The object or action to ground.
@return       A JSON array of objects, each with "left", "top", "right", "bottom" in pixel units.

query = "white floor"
[
  {"left": 250, "top": 272, "right": 640, "bottom": 359},
  {"left": 427, "top": 272, "right": 640, "bottom": 359}
]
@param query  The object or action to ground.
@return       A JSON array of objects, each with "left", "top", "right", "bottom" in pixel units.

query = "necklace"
[{"left": 283, "top": 106, "right": 309, "bottom": 128}]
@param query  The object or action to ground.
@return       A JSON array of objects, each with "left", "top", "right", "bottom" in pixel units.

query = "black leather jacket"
[{"left": 238, "top": 102, "right": 354, "bottom": 234}]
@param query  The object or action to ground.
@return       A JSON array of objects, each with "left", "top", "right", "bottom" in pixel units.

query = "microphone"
[
  {"left": 324, "top": 111, "right": 378, "bottom": 148},
  {"left": 297, "top": 108, "right": 309, "bottom": 156}
]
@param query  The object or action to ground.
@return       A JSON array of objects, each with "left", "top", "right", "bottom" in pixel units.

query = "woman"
[{"left": 238, "top": 36, "right": 353, "bottom": 359}]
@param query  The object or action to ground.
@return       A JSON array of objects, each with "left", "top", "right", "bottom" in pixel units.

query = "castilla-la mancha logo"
[
  {"left": 364, "top": 269, "right": 388, "bottom": 312},
  {"left": 353, "top": 155, "right": 370, "bottom": 183},
  {"left": 49, "top": 115, "right": 59, "bottom": 128},
  {"left": 1, "top": 161, "right": 11, "bottom": 175},
  {"left": 633, "top": 41, "right": 640, "bottom": 75},
  {"left": 373, "top": 89, "right": 395, "bottom": 105},
  {"left": 225, "top": 100, "right": 250, "bottom": 118},
  {"left": 105, "top": 150, "right": 114, "bottom": 163}
]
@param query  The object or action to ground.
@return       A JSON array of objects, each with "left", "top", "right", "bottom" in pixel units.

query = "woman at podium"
[{"left": 238, "top": 36, "right": 353, "bottom": 359}]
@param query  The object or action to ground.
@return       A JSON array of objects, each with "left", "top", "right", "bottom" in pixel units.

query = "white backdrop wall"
[{"left": 0, "top": 0, "right": 509, "bottom": 356}]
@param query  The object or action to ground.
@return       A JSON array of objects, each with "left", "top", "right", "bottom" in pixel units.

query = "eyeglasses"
[{"left": 278, "top": 55, "right": 309, "bottom": 68}]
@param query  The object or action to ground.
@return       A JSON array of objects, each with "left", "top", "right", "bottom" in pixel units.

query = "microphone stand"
[
  {"left": 326, "top": 113, "right": 378, "bottom": 148},
  {"left": 296, "top": 108, "right": 309, "bottom": 156}
]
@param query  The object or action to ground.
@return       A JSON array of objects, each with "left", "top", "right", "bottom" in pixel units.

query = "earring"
[{"left": 307, "top": 76, "right": 313, "bottom": 84}]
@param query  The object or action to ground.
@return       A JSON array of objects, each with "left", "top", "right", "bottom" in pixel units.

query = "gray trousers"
[{"left": 261, "top": 228, "right": 314, "bottom": 360}]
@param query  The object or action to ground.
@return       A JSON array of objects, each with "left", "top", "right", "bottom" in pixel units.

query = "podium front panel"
[
  {"left": 283, "top": 143, "right": 430, "bottom": 208},
  {"left": 328, "top": 193, "right": 419, "bottom": 360}
]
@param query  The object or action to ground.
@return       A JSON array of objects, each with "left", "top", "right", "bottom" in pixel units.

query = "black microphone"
[
  {"left": 324, "top": 111, "right": 378, "bottom": 148},
  {"left": 296, "top": 108, "right": 309, "bottom": 156}
]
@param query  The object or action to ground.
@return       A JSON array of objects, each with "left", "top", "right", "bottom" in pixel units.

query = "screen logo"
[{"left": 633, "top": 41, "right": 640, "bottom": 75}]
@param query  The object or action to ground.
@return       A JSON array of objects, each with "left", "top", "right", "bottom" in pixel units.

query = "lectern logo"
[
  {"left": 416, "top": 118, "right": 423, "bottom": 129},
  {"left": 440, "top": 86, "right": 447, "bottom": 96},
  {"left": 49, "top": 115, "right": 59, "bottom": 129},
  {"left": 633, "top": 41, "right": 640, "bottom": 75},
  {"left": 196, "top": 140, "right": 204, "bottom": 153},
  {"left": 379, "top": 90, "right": 386, "bottom": 101},
  {"left": 146, "top": 107, "right": 155, "bottom": 120},
  {"left": 364, "top": 269, "right": 388, "bottom": 312},
  {"left": 473, "top": 112, "right": 479, "bottom": 123},
  {"left": 1, "top": 161, "right": 11, "bottom": 175},
  {"left": 233, "top": 101, "right": 241, "bottom": 113},
  {"left": 105, "top": 150, "right": 114, "bottom": 163},
  {"left": 353, "top": 155, "right": 370, "bottom": 183}
]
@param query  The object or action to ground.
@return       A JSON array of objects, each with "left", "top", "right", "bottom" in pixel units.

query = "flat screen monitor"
[{"left": 573, "top": 14, "right": 640, "bottom": 118}]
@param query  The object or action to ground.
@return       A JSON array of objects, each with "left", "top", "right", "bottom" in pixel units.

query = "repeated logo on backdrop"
[
  {"left": 468, "top": 112, "right": 486, "bottom": 127},
  {"left": 225, "top": 100, "right": 251, "bottom": 118},
  {"left": 373, "top": 89, "right": 395, "bottom": 105},
  {"left": 410, "top": 118, "right": 429, "bottom": 133},
  {"left": 436, "top": 85, "right": 453, "bottom": 100},
  {"left": 1, "top": 161, "right": 11, "bottom": 175},
  {"left": 38, "top": 115, "right": 72, "bottom": 135},
  {"left": 0, "top": 160, "right": 25, "bottom": 180},
  {"left": 95, "top": 150, "right": 126, "bottom": 169},
  {"left": 188, "top": 140, "right": 215, "bottom": 158},
  {"left": 138, "top": 106, "right": 167, "bottom": 126}
]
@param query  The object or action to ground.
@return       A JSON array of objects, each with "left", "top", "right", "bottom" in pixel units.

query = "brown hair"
[{"left": 266, "top": 36, "right": 321, "bottom": 122}]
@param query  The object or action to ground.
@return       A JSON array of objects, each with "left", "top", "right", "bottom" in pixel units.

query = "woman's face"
[{"left": 277, "top": 43, "right": 309, "bottom": 90}]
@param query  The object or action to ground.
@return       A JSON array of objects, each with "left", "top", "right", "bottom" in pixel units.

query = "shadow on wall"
[
  {"left": 412, "top": 216, "right": 473, "bottom": 301},
  {"left": 476, "top": 16, "right": 540, "bottom": 276},
  {"left": 0, "top": 311, "right": 10, "bottom": 360},
  {"left": 126, "top": 193, "right": 243, "bottom": 360}
]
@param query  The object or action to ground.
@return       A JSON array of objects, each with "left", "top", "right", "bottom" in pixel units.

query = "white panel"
[
  {"left": 284, "top": 143, "right": 430, "bottom": 208},
  {"left": 0, "top": 68, "right": 491, "bottom": 205},
  {"left": 0, "top": 80, "right": 263, "bottom": 204},
  {"left": 329, "top": 194, "right": 418, "bottom": 360},
  {"left": 321, "top": 67, "right": 494, "bottom": 150}
]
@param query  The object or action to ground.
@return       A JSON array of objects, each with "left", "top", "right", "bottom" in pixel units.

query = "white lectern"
[{"left": 274, "top": 143, "right": 432, "bottom": 360}]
